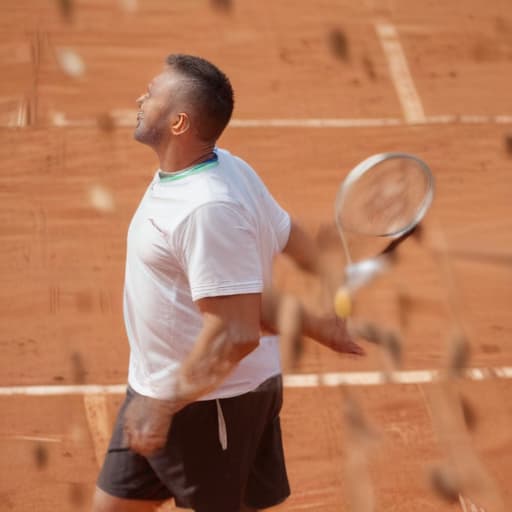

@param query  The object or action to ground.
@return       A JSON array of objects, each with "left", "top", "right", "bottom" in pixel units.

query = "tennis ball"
[{"left": 334, "top": 286, "right": 352, "bottom": 318}]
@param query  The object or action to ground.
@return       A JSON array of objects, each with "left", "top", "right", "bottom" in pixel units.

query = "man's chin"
[
  {"left": 133, "top": 127, "right": 149, "bottom": 144},
  {"left": 133, "top": 125, "right": 162, "bottom": 147}
]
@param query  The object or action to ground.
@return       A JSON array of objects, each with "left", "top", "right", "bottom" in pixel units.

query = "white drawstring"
[{"left": 216, "top": 399, "right": 228, "bottom": 451}]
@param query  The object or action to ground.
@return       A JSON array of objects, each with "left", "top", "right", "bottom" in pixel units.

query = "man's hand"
[
  {"left": 123, "top": 394, "right": 177, "bottom": 457},
  {"left": 308, "top": 313, "right": 365, "bottom": 356},
  {"left": 263, "top": 288, "right": 364, "bottom": 356}
]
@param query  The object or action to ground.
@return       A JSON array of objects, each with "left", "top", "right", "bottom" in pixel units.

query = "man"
[{"left": 93, "top": 54, "right": 363, "bottom": 512}]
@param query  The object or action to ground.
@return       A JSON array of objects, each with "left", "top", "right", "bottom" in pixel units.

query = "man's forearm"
[
  {"left": 172, "top": 317, "right": 258, "bottom": 412},
  {"left": 262, "top": 287, "right": 323, "bottom": 339}
]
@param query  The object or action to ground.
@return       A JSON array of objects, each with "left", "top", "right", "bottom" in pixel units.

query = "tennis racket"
[{"left": 334, "top": 152, "right": 435, "bottom": 317}]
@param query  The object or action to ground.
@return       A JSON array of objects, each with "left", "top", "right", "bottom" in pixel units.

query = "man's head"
[{"left": 134, "top": 54, "right": 234, "bottom": 148}]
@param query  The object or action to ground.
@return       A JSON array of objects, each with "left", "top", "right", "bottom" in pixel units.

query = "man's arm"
[
  {"left": 124, "top": 293, "right": 260, "bottom": 456},
  {"left": 282, "top": 219, "right": 322, "bottom": 275},
  {"left": 273, "top": 219, "right": 364, "bottom": 355},
  {"left": 175, "top": 293, "right": 260, "bottom": 402},
  {"left": 261, "top": 287, "right": 364, "bottom": 356}
]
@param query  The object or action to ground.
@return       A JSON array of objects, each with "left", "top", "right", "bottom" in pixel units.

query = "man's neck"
[{"left": 155, "top": 141, "right": 216, "bottom": 173}]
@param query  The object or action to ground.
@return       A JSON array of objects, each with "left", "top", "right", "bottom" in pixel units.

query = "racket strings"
[{"left": 336, "top": 155, "right": 433, "bottom": 238}]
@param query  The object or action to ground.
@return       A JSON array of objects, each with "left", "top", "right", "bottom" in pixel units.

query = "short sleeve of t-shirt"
[
  {"left": 175, "top": 202, "right": 264, "bottom": 301},
  {"left": 233, "top": 155, "right": 291, "bottom": 251}
]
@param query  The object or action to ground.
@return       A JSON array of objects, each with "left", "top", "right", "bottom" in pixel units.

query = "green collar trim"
[{"left": 158, "top": 156, "right": 219, "bottom": 183}]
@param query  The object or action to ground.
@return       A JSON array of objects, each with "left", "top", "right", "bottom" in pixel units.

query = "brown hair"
[{"left": 166, "top": 54, "right": 234, "bottom": 142}]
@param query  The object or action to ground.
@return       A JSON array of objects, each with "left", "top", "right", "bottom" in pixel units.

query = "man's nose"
[{"left": 136, "top": 94, "right": 146, "bottom": 107}]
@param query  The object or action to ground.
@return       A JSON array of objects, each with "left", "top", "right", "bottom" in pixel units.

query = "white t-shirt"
[{"left": 124, "top": 148, "right": 291, "bottom": 400}]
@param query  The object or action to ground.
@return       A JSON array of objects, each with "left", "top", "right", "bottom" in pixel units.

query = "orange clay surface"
[{"left": 1, "top": 1, "right": 512, "bottom": 511}]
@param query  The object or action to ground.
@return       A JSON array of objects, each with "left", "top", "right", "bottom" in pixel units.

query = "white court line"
[
  {"left": 83, "top": 394, "right": 111, "bottom": 467},
  {"left": 494, "top": 367, "right": 512, "bottom": 378},
  {"left": 0, "top": 384, "right": 127, "bottom": 396},
  {"left": 0, "top": 96, "right": 28, "bottom": 127},
  {"left": 375, "top": 22, "right": 426, "bottom": 124},
  {"left": 459, "top": 494, "right": 486, "bottom": 512},
  {"left": 459, "top": 495, "right": 469, "bottom": 512},
  {"left": 229, "top": 118, "right": 403, "bottom": 128},
  {"left": 0, "top": 435, "right": 62, "bottom": 443},
  {"left": 48, "top": 110, "right": 512, "bottom": 129},
  {"left": 1, "top": 367, "right": 512, "bottom": 395}
]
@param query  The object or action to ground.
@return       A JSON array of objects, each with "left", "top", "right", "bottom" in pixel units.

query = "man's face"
[{"left": 134, "top": 69, "right": 184, "bottom": 146}]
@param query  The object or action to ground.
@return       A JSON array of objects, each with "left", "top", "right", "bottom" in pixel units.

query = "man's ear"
[{"left": 171, "top": 112, "right": 190, "bottom": 135}]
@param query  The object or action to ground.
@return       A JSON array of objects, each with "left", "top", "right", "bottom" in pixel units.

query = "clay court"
[{"left": 1, "top": 0, "right": 512, "bottom": 510}]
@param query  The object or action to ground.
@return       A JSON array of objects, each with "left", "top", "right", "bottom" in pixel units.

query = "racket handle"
[{"left": 334, "top": 286, "right": 352, "bottom": 318}]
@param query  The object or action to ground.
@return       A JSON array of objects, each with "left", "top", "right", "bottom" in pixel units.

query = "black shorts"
[{"left": 97, "top": 375, "right": 290, "bottom": 511}]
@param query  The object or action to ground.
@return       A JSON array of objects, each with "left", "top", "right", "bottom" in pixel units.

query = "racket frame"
[{"left": 335, "top": 152, "right": 435, "bottom": 265}]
